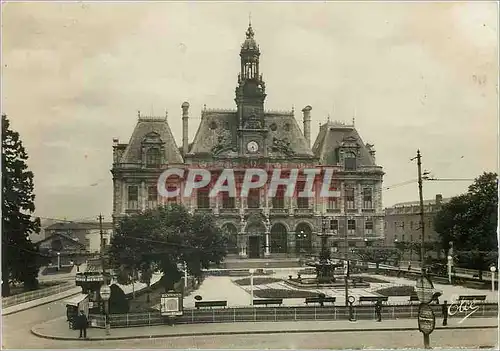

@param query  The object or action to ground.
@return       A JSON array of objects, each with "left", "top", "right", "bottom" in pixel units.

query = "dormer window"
[
  {"left": 146, "top": 148, "right": 161, "bottom": 168},
  {"left": 344, "top": 151, "right": 357, "bottom": 170}
]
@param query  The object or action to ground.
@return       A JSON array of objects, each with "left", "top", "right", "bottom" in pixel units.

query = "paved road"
[
  {"left": 2, "top": 297, "right": 69, "bottom": 349},
  {"left": 3, "top": 327, "right": 497, "bottom": 349}
]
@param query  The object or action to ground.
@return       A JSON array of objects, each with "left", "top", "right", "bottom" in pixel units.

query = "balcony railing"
[
  {"left": 270, "top": 208, "right": 288, "bottom": 216},
  {"left": 295, "top": 208, "right": 314, "bottom": 216},
  {"left": 219, "top": 208, "right": 239, "bottom": 216}
]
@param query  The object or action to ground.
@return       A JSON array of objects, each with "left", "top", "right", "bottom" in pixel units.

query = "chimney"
[
  {"left": 302, "top": 105, "right": 312, "bottom": 147},
  {"left": 435, "top": 194, "right": 443, "bottom": 205},
  {"left": 181, "top": 102, "right": 190, "bottom": 155}
]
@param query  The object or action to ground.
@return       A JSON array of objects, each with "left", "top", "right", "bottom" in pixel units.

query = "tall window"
[
  {"left": 344, "top": 151, "right": 357, "bottom": 170},
  {"left": 128, "top": 185, "right": 139, "bottom": 209},
  {"left": 247, "top": 188, "right": 260, "bottom": 208},
  {"left": 296, "top": 182, "right": 309, "bottom": 209},
  {"left": 347, "top": 219, "right": 356, "bottom": 234},
  {"left": 272, "top": 185, "right": 285, "bottom": 209},
  {"left": 197, "top": 187, "right": 210, "bottom": 209},
  {"left": 166, "top": 185, "right": 178, "bottom": 205},
  {"left": 222, "top": 192, "right": 235, "bottom": 209},
  {"left": 365, "top": 218, "right": 373, "bottom": 233},
  {"left": 328, "top": 197, "right": 338, "bottom": 209},
  {"left": 147, "top": 186, "right": 158, "bottom": 209},
  {"left": 362, "top": 187, "right": 373, "bottom": 208},
  {"left": 146, "top": 148, "right": 161, "bottom": 168},
  {"left": 330, "top": 219, "right": 339, "bottom": 232},
  {"left": 345, "top": 188, "right": 355, "bottom": 209}
]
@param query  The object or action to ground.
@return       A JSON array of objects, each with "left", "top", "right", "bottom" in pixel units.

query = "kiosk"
[{"left": 65, "top": 293, "right": 89, "bottom": 329}]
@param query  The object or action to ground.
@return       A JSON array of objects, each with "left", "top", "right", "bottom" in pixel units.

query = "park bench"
[
  {"left": 253, "top": 298, "right": 283, "bottom": 306},
  {"left": 358, "top": 296, "right": 389, "bottom": 304},
  {"left": 195, "top": 300, "right": 228, "bottom": 309},
  {"left": 305, "top": 297, "right": 336, "bottom": 305},
  {"left": 458, "top": 295, "right": 487, "bottom": 301}
]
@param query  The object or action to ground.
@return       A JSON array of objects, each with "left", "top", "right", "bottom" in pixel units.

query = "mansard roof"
[
  {"left": 119, "top": 115, "right": 183, "bottom": 164},
  {"left": 312, "top": 120, "right": 376, "bottom": 166},
  {"left": 187, "top": 109, "right": 315, "bottom": 158}
]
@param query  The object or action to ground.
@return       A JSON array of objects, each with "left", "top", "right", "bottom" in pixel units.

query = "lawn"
[
  {"left": 233, "top": 277, "right": 283, "bottom": 286},
  {"left": 357, "top": 276, "right": 390, "bottom": 283},
  {"left": 375, "top": 285, "right": 415, "bottom": 296},
  {"left": 254, "top": 289, "right": 321, "bottom": 299},
  {"left": 8, "top": 280, "right": 64, "bottom": 296}
]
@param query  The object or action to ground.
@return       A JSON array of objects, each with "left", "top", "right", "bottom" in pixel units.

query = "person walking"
[
  {"left": 77, "top": 310, "right": 88, "bottom": 339},
  {"left": 442, "top": 300, "right": 448, "bottom": 326},
  {"left": 375, "top": 300, "right": 382, "bottom": 322}
]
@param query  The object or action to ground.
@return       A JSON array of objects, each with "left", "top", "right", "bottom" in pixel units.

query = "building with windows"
[
  {"left": 111, "top": 23, "right": 384, "bottom": 259},
  {"left": 384, "top": 194, "right": 449, "bottom": 259}
]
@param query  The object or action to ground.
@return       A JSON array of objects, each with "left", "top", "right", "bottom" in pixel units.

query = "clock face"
[{"left": 247, "top": 141, "right": 259, "bottom": 153}]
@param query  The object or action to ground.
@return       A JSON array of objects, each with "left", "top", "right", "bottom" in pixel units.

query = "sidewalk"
[
  {"left": 31, "top": 315, "right": 498, "bottom": 341},
  {"left": 2, "top": 286, "right": 82, "bottom": 316}
]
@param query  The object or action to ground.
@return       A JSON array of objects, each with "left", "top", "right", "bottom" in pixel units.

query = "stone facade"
[
  {"left": 384, "top": 194, "right": 448, "bottom": 258},
  {"left": 111, "top": 23, "right": 385, "bottom": 259}
]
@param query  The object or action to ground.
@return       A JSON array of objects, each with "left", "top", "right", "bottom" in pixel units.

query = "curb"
[
  {"left": 30, "top": 324, "right": 498, "bottom": 341},
  {"left": 3, "top": 290, "right": 81, "bottom": 316}
]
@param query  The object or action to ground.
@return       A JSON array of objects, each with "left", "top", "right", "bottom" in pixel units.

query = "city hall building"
[{"left": 111, "top": 24, "right": 385, "bottom": 260}]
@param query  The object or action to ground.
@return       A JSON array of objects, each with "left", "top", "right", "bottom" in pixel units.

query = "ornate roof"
[
  {"left": 119, "top": 115, "right": 183, "bottom": 164},
  {"left": 187, "top": 110, "right": 315, "bottom": 159},
  {"left": 312, "top": 121, "right": 376, "bottom": 166},
  {"left": 241, "top": 23, "right": 259, "bottom": 52}
]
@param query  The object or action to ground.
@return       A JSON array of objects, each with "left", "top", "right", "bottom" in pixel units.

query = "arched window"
[{"left": 146, "top": 148, "right": 161, "bottom": 168}]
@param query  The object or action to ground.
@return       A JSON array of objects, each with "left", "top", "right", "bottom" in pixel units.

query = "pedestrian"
[
  {"left": 408, "top": 263, "right": 412, "bottom": 271},
  {"left": 442, "top": 300, "right": 448, "bottom": 326},
  {"left": 77, "top": 310, "right": 88, "bottom": 339},
  {"left": 375, "top": 300, "right": 382, "bottom": 322}
]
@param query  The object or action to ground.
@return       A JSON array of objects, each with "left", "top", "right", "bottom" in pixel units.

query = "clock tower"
[{"left": 235, "top": 21, "right": 268, "bottom": 157}]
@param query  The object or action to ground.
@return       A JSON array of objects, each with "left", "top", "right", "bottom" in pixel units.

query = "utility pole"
[
  {"left": 344, "top": 188, "right": 349, "bottom": 307},
  {"left": 98, "top": 214, "right": 107, "bottom": 279},
  {"left": 415, "top": 150, "right": 426, "bottom": 271}
]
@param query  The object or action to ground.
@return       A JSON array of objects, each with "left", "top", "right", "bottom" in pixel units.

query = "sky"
[{"left": 2, "top": 1, "right": 498, "bottom": 223}]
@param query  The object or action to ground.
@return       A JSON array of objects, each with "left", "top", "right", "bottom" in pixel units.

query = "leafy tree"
[
  {"left": 355, "top": 247, "right": 399, "bottom": 272},
  {"left": 109, "top": 204, "right": 227, "bottom": 294},
  {"left": 2, "top": 114, "right": 41, "bottom": 296},
  {"left": 434, "top": 172, "right": 498, "bottom": 279}
]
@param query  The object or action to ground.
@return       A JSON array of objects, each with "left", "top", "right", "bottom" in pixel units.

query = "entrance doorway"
[{"left": 248, "top": 236, "right": 261, "bottom": 258}]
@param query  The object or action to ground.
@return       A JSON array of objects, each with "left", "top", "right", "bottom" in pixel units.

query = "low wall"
[
  {"left": 88, "top": 303, "right": 498, "bottom": 329},
  {"left": 2, "top": 281, "right": 76, "bottom": 308}
]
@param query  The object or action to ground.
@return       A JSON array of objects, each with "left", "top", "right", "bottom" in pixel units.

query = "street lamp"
[
  {"left": 490, "top": 266, "right": 496, "bottom": 292},
  {"left": 57, "top": 252, "right": 61, "bottom": 270},
  {"left": 100, "top": 283, "right": 111, "bottom": 335},
  {"left": 249, "top": 269, "right": 255, "bottom": 305}
]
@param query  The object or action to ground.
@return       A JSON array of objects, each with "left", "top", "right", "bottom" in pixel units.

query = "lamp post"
[
  {"left": 490, "top": 266, "right": 496, "bottom": 292},
  {"left": 297, "top": 230, "right": 307, "bottom": 256},
  {"left": 249, "top": 268, "right": 255, "bottom": 305},
  {"left": 447, "top": 256, "right": 453, "bottom": 284},
  {"left": 100, "top": 283, "right": 111, "bottom": 335},
  {"left": 57, "top": 252, "right": 61, "bottom": 270}
]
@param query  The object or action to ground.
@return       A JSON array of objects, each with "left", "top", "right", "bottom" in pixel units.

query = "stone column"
[
  {"left": 141, "top": 181, "right": 146, "bottom": 211},
  {"left": 264, "top": 219, "right": 271, "bottom": 257}
]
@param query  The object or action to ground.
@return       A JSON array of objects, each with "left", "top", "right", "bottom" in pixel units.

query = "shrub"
[
  {"left": 357, "top": 276, "right": 389, "bottom": 283},
  {"left": 375, "top": 285, "right": 414, "bottom": 296},
  {"left": 233, "top": 277, "right": 282, "bottom": 286},
  {"left": 254, "top": 289, "right": 320, "bottom": 298},
  {"left": 109, "top": 284, "right": 129, "bottom": 314}
]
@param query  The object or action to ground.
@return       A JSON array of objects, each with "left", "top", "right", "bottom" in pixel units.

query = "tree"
[
  {"left": 2, "top": 114, "right": 41, "bottom": 296},
  {"left": 434, "top": 172, "right": 498, "bottom": 279},
  {"left": 109, "top": 204, "right": 227, "bottom": 294},
  {"left": 355, "top": 247, "right": 399, "bottom": 272}
]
